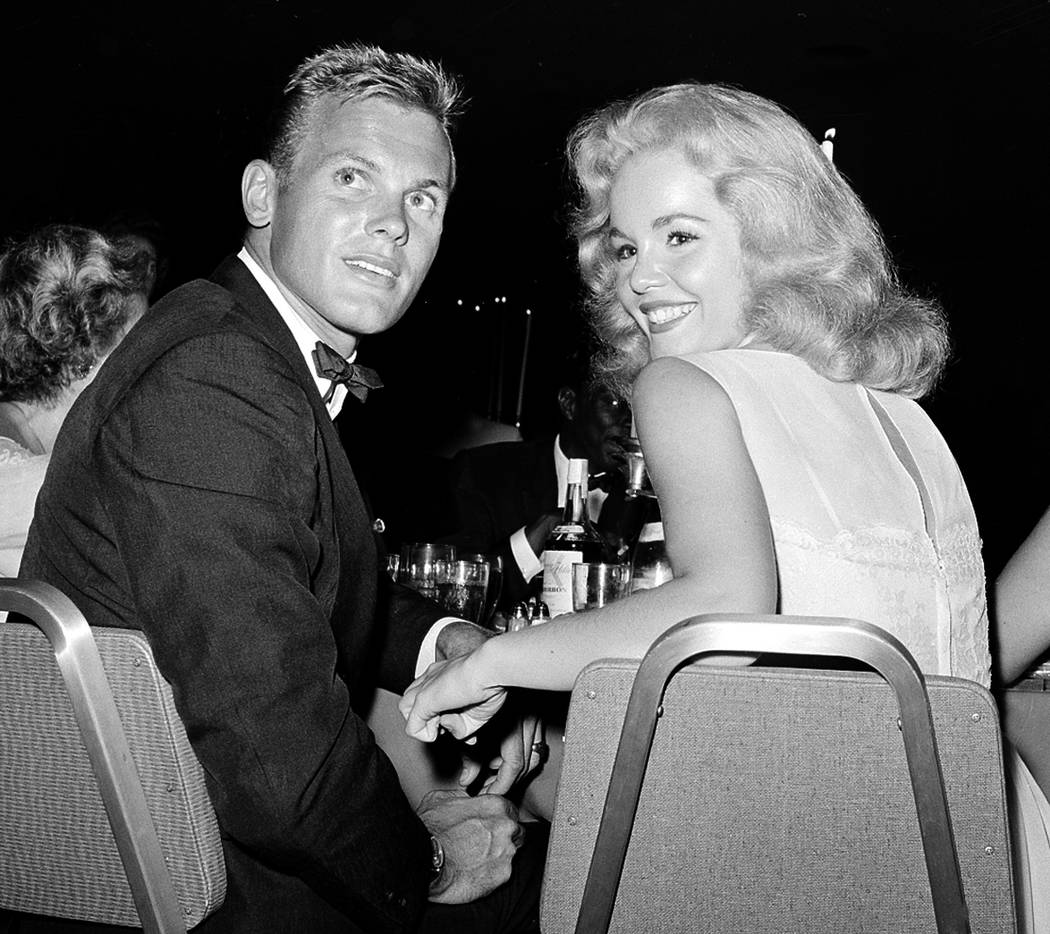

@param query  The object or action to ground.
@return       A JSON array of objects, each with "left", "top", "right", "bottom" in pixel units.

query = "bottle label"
[{"left": 541, "top": 549, "right": 584, "bottom": 618}]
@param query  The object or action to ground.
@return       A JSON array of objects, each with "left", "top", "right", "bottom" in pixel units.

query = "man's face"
[
  {"left": 257, "top": 95, "right": 452, "bottom": 354},
  {"left": 569, "top": 385, "right": 632, "bottom": 475}
]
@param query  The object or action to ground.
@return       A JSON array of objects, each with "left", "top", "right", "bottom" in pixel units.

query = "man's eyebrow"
[
  {"left": 321, "top": 150, "right": 381, "bottom": 173},
  {"left": 411, "top": 175, "right": 450, "bottom": 196},
  {"left": 320, "top": 150, "right": 450, "bottom": 194}
]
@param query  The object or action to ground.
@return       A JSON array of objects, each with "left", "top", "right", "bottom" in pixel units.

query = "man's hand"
[
  {"left": 525, "top": 510, "right": 561, "bottom": 557},
  {"left": 417, "top": 789, "right": 523, "bottom": 904},
  {"left": 435, "top": 619, "right": 491, "bottom": 662}
]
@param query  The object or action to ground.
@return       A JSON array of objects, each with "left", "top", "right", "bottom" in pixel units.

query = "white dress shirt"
[{"left": 508, "top": 434, "right": 609, "bottom": 584}]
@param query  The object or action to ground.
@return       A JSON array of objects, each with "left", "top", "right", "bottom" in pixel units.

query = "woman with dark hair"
[
  {"left": 0, "top": 224, "right": 146, "bottom": 575},
  {"left": 400, "top": 83, "right": 1047, "bottom": 927}
]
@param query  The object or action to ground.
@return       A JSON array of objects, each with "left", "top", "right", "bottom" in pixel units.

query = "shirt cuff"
[
  {"left": 510, "top": 526, "right": 543, "bottom": 583},
  {"left": 415, "top": 618, "right": 460, "bottom": 678}
]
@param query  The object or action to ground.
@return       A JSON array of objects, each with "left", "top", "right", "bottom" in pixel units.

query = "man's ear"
[
  {"left": 557, "top": 386, "right": 578, "bottom": 423},
  {"left": 242, "top": 159, "right": 277, "bottom": 229}
]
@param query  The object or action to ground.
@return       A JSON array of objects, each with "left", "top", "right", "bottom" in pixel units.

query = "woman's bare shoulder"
[{"left": 633, "top": 356, "right": 738, "bottom": 429}]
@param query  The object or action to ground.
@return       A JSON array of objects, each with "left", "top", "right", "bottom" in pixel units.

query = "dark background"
[{"left": 2, "top": 0, "right": 1047, "bottom": 572}]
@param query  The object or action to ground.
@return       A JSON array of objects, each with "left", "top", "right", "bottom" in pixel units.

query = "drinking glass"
[
  {"left": 461, "top": 552, "right": 503, "bottom": 628},
  {"left": 622, "top": 436, "right": 655, "bottom": 500},
  {"left": 436, "top": 558, "right": 490, "bottom": 624},
  {"left": 572, "top": 562, "right": 632, "bottom": 612},
  {"left": 404, "top": 543, "right": 456, "bottom": 601}
]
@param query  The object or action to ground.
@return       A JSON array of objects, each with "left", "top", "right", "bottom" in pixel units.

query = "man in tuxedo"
[
  {"left": 21, "top": 44, "right": 543, "bottom": 934},
  {"left": 447, "top": 356, "right": 636, "bottom": 610}
]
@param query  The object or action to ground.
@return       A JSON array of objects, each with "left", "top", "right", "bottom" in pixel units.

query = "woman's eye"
[
  {"left": 611, "top": 242, "right": 635, "bottom": 262},
  {"left": 668, "top": 230, "right": 698, "bottom": 246}
]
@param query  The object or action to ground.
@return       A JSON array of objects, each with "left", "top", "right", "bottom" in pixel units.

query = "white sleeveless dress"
[{"left": 680, "top": 349, "right": 1048, "bottom": 929}]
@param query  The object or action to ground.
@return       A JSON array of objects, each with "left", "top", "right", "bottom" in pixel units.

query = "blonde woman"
[{"left": 401, "top": 83, "right": 1047, "bottom": 929}]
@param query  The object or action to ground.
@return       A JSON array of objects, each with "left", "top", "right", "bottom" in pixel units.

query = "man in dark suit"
[
  {"left": 21, "top": 44, "right": 542, "bottom": 934},
  {"left": 447, "top": 358, "right": 636, "bottom": 610}
]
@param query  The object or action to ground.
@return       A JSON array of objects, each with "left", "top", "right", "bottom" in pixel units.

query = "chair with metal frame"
[
  {"left": 0, "top": 578, "right": 225, "bottom": 933},
  {"left": 540, "top": 613, "right": 1017, "bottom": 934}
]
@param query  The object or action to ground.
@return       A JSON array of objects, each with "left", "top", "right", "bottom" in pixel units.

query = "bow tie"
[
  {"left": 588, "top": 470, "right": 624, "bottom": 495},
  {"left": 312, "top": 341, "right": 383, "bottom": 404}
]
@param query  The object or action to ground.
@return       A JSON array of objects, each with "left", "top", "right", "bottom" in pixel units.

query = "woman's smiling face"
[{"left": 608, "top": 147, "right": 750, "bottom": 359}]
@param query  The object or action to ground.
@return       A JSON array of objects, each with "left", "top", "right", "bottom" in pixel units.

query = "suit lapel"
[
  {"left": 524, "top": 439, "right": 558, "bottom": 517},
  {"left": 211, "top": 257, "right": 377, "bottom": 633}
]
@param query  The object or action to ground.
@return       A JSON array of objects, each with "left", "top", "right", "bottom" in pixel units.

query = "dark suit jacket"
[
  {"left": 22, "top": 257, "right": 445, "bottom": 934},
  {"left": 446, "top": 439, "right": 557, "bottom": 609}
]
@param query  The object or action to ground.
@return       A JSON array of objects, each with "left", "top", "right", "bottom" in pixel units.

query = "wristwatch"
[{"left": 429, "top": 834, "right": 445, "bottom": 882}]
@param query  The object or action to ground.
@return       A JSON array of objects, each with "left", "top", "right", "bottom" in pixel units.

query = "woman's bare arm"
[
  {"left": 401, "top": 356, "right": 778, "bottom": 740},
  {"left": 992, "top": 504, "right": 1050, "bottom": 686}
]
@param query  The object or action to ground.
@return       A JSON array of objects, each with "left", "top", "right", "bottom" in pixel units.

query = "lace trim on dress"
[
  {"left": 0, "top": 436, "right": 36, "bottom": 465},
  {"left": 770, "top": 516, "right": 991, "bottom": 687},
  {"left": 771, "top": 518, "right": 949, "bottom": 571},
  {"left": 773, "top": 518, "right": 984, "bottom": 569}
]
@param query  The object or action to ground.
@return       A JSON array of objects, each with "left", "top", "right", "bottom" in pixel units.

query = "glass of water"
[
  {"left": 436, "top": 557, "right": 490, "bottom": 624},
  {"left": 572, "top": 562, "right": 632, "bottom": 612},
  {"left": 405, "top": 543, "right": 456, "bottom": 601}
]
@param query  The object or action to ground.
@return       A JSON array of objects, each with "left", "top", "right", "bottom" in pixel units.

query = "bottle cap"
[{"left": 508, "top": 603, "right": 531, "bottom": 632}]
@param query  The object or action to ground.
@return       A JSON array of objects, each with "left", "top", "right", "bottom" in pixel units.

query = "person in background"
[
  {"left": 359, "top": 351, "right": 627, "bottom": 823},
  {"left": 0, "top": 224, "right": 146, "bottom": 577},
  {"left": 21, "top": 44, "right": 544, "bottom": 934},
  {"left": 100, "top": 209, "right": 171, "bottom": 303},
  {"left": 446, "top": 348, "right": 636, "bottom": 612},
  {"left": 399, "top": 81, "right": 1050, "bottom": 930}
]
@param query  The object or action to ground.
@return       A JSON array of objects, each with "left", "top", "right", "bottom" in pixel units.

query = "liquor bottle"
[
  {"left": 630, "top": 497, "right": 673, "bottom": 592},
  {"left": 540, "top": 457, "right": 606, "bottom": 617},
  {"left": 622, "top": 420, "right": 672, "bottom": 591}
]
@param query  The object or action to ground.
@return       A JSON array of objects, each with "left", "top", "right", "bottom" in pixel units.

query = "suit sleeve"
[
  {"left": 373, "top": 574, "right": 450, "bottom": 689},
  {"left": 95, "top": 332, "right": 430, "bottom": 932}
]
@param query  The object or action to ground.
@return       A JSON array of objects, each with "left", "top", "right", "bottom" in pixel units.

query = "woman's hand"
[
  {"left": 399, "top": 646, "right": 506, "bottom": 742},
  {"left": 458, "top": 711, "right": 546, "bottom": 795}
]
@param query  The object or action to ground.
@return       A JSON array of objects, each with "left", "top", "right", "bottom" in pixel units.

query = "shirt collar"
[
  {"left": 236, "top": 246, "right": 353, "bottom": 420},
  {"left": 554, "top": 434, "right": 608, "bottom": 518},
  {"left": 553, "top": 434, "right": 570, "bottom": 508}
]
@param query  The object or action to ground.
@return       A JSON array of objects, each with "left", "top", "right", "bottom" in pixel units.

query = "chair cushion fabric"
[
  {"left": 0, "top": 623, "right": 225, "bottom": 927},
  {"left": 541, "top": 661, "right": 1014, "bottom": 934}
]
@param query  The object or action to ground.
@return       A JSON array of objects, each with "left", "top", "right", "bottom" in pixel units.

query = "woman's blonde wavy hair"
[{"left": 568, "top": 83, "right": 948, "bottom": 399}]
